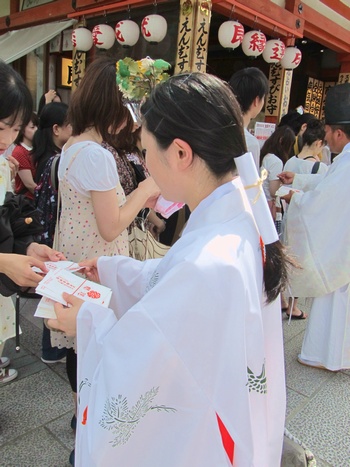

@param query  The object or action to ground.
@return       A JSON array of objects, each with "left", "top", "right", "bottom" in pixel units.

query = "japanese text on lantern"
[
  {"left": 292, "top": 51, "right": 302, "bottom": 67},
  {"left": 248, "top": 32, "right": 265, "bottom": 53},
  {"left": 231, "top": 24, "right": 244, "bottom": 45},
  {"left": 266, "top": 64, "right": 282, "bottom": 117}
]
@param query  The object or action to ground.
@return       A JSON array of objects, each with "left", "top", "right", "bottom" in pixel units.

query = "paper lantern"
[
  {"left": 92, "top": 24, "right": 115, "bottom": 50},
  {"left": 141, "top": 14, "right": 167, "bottom": 44},
  {"left": 71, "top": 28, "right": 93, "bottom": 52},
  {"left": 241, "top": 30, "right": 266, "bottom": 57},
  {"left": 218, "top": 20, "right": 245, "bottom": 49},
  {"left": 280, "top": 46, "right": 302, "bottom": 69},
  {"left": 115, "top": 20, "right": 140, "bottom": 47},
  {"left": 262, "top": 39, "right": 286, "bottom": 63}
]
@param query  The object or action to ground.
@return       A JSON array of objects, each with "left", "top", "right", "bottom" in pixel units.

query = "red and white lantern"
[
  {"left": 141, "top": 14, "right": 167, "bottom": 44},
  {"left": 115, "top": 20, "right": 140, "bottom": 47},
  {"left": 262, "top": 39, "right": 286, "bottom": 63},
  {"left": 92, "top": 24, "right": 115, "bottom": 49},
  {"left": 218, "top": 20, "right": 245, "bottom": 49},
  {"left": 241, "top": 30, "right": 266, "bottom": 57},
  {"left": 280, "top": 46, "right": 302, "bottom": 69},
  {"left": 71, "top": 27, "right": 93, "bottom": 52}
]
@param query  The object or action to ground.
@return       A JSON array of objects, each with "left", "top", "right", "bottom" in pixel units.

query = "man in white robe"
[
  {"left": 280, "top": 83, "right": 350, "bottom": 371},
  {"left": 71, "top": 179, "right": 285, "bottom": 467}
]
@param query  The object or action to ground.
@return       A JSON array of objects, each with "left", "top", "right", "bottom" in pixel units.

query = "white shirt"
[
  {"left": 244, "top": 128, "right": 260, "bottom": 170},
  {"left": 59, "top": 141, "right": 118, "bottom": 197},
  {"left": 284, "top": 155, "right": 328, "bottom": 175},
  {"left": 261, "top": 153, "right": 283, "bottom": 202}
]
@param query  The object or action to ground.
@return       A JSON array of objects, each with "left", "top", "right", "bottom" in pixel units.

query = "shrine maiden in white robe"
[
  {"left": 285, "top": 143, "right": 350, "bottom": 370},
  {"left": 75, "top": 178, "right": 286, "bottom": 466}
]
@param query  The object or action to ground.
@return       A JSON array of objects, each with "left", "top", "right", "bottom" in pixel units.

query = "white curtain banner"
[{"left": 0, "top": 19, "right": 76, "bottom": 63}]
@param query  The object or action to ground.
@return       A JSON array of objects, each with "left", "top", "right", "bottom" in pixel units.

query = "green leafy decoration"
[{"left": 116, "top": 56, "right": 171, "bottom": 102}]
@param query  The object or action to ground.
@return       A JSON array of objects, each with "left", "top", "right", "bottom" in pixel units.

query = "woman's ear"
[
  {"left": 52, "top": 124, "right": 59, "bottom": 136},
  {"left": 172, "top": 138, "right": 193, "bottom": 170}
]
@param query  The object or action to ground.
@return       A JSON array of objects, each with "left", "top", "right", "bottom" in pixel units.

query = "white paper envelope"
[
  {"left": 35, "top": 269, "right": 112, "bottom": 308},
  {"left": 32, "top": 261, "right": 84, "bottom": 274}
]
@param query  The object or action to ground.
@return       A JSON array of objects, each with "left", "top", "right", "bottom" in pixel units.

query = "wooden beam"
[
  {"left": 320, "top": 0, "right": 350, "bottom": 21},
  {"left": 300, "top": 3, "right": 350, "bottom": 53},
  {"left": 10, "top": 0, "right": 20, "bottom": 15},
  {"left": 0, "top": 0, "right": 74, "bottom": 33},
  {"left": 212, "top": 0, "right": 304, "bottom": 38},
  {"left": 75, "top": 0, "right": 122, "bottom": 7},
  {"left": 67, "top": 0, "right": 168, "bottom": 18}
]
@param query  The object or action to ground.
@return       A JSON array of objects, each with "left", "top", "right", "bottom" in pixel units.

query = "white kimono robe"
[
  {"left": 75, "top": 179, "right": 286, "bottom": 466},
  {"left": 286, "top": 143, "right": 350, "bottom": 370}
]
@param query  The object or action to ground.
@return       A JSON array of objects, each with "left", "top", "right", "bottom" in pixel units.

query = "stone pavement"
[{"left": 0, "top": 296, "right": 349, "bottom": 466}]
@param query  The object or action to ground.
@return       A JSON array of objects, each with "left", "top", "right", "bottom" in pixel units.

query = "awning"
[{"left": 0, "top": 19, "right": 76, "bottom": 64}]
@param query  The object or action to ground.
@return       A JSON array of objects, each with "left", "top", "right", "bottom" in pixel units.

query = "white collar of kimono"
[
  {"left": 184, "top": 178, "right": 245, "bottom": 235},
  {"left": 333, "top": 142, "right": 350, "bottom": 163}
]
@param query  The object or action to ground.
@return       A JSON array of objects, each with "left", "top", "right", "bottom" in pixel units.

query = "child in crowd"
[{"left": 12, "top": 111, "right": 38, "bottom": 199}]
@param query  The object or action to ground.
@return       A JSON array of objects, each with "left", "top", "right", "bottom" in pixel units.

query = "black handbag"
[{"left": 0, "top": 192, "right": 43, "bottom": 296}]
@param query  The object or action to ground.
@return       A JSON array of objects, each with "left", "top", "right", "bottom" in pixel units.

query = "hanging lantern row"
[
  {"left": 71, "top": 14, "right": 167, "bottom": 51},
  {"left": 218, "top": 20, "right": 302, "bottom": 69}
]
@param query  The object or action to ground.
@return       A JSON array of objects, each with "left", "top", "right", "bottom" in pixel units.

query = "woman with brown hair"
[{"left": 50, "top": 56, "right": 159, "bottom": 463}]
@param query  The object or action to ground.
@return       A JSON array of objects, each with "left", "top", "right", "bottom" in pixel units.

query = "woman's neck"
[
  {"left": 298, "top": 145, "right": 318, "bottom": 159},
  {"left": 22, "top": 136, "right": 32, "bottom": 148},
  {"left": 65, "top": 128, "right": 102, "bottom": 149},
  {"left": 186, "top": 170, "right": 235, "bottom": 212}
]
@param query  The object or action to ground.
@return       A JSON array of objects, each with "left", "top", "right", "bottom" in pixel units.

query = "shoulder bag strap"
[{"left": 311, "top": 161, "right": 320, "bottom": 174}]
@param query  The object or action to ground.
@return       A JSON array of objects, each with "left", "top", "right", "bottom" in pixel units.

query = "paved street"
[{"left": 0, "top": 296, "right": 349, "bottom": 466}]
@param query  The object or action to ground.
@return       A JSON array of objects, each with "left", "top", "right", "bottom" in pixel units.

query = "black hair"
[
  {"left": 37, "top": 91, "right": 62, "bottom": 116},
  {"left": 0, "top": 60, "right": 33, "bottom": 127},
  {"left": 298, "top": 112, "right": 317, "bottom": 127},
  {"left": 141, "top": 72, "right": 246, "bottom": 177},
  {"left": 228, "top": 67, "right": 269, "bottom": 115},
  {"left": 301, "top": 119, "right": 325, "bottom": 147},
  {"left": 141, "top": 72, "right": 290, "bottom": 302},
  {"left": 32, "top": 102, "right": 69, "bottom": 182},
  {"left": 260, "top": 125, "right": 296, "bottom": 166},
  {"left": 14, "top": 111, "right": 39, "bottom": 144},
  {"left": 278, "top": 110, "right": 302, "bottom": 135}
]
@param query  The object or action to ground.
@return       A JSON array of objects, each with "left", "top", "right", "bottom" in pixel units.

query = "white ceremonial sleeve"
[
  {"left": 76, "top": 250, "right": 285, "bottom": 466},
  {"left": 286, "top": 149, "right": 350, "bottom": 297},
  {"left": 292, "top": 172, "right": 324, "bottom": 192},
  {"left": 97, "top": 255, "right": 162, "bottom": 318}
]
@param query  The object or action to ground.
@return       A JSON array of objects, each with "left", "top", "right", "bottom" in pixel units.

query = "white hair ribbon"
[{"left": 235, "top": 152, "right": 279, "bottom": 245}]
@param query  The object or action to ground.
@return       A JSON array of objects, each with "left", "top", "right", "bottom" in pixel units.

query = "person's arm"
[
  {"left": 147, "top": 210, "right": 166, "bottom": 238},
  {"left": 0, "top": 253, "right": 47, "bottom": 287},
  {"left": 92, "top": 177, "right": 160, "bottom": 242},
  {"left": 26, "top": 242, "right": 65, "bottom": 262},
  {"left": 7, "top": 156, "right": 19, "bottom": 181},
  {"left": 45, "top": 89, "right": 58, "bottom": 104},
  {"left": 17, "top": 169, "right": 37, "bottom": 194},
  {"left": 269, "top": 179, "right": 281, "bottom": 199},
  {"left": 48, "top": 292, "right": 83, "bottom": 336}
]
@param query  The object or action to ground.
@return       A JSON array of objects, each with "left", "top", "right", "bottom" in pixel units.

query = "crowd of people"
[{"left": 1, "top": 56, "right": 349, "bottom": 466}]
